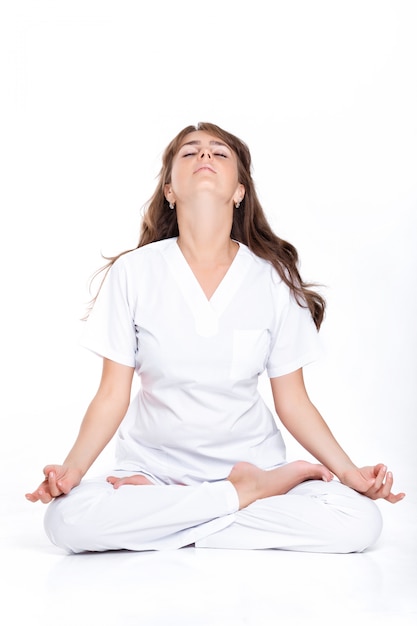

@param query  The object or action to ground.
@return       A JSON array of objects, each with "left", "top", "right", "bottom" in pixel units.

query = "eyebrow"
[{"left": 179, "top": 140, "right": 231, "bottom": 149}]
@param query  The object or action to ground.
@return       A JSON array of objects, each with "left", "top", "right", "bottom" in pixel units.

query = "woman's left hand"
[{"left": 340, "top": 464, "right": 405, "bottom": 503}]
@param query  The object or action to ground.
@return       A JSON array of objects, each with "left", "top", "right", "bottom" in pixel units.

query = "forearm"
[
  {"left": 279, "top": 401, "right": 357, "bottom": 478},
  {"left": 271, "top": 370, "right": 357, "bottom": 479},
  {"left": 63, "top": 393, "right": 129, "bottom": 476}
]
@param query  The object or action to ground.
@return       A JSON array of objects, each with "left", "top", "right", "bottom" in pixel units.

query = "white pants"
[{"left": 44, "top": 472, "right": 383, "bottom": 554}]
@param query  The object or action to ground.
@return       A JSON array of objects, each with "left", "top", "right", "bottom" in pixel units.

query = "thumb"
[
  {"left": 359, "top": 475, "right": 376, "bottom": 492},
  {"left": 57, "top": 471, "right": 82, "bottom": 494}
]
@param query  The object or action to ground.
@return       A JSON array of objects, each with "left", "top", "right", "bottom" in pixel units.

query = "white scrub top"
[{"left": 80, "top": 237, "right": 322, "bottom": 485}]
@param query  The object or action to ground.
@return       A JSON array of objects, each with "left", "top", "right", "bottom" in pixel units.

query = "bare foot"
[
  {"left": 106, "top": 474, "right": 153, "bottom": 489},
  {"left": 227, "top": 461, "right": 333, "bottom": 509}
]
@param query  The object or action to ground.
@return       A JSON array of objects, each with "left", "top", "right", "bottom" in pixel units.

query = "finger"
[
  {"left": 43, "top": 465, "right": 57, "bottom": 480},
  {"left": 37, "top": 487, "right": 53, "bottom": 504},
  {"left": 380, "top": 471, "right": 404, "bottom": 503},
  {"left": 320, "top": 467, "right": 334, "bottom": 482},
  {"left": 386, "top": 491, "right": 406, "bottom": 504},
  {"left": 47, "top": 471, "right": 63, "bottom": 498},
  {"left": 25, "top": 492, "right": 39, "bottom": 503},
  {"left": 373, "top": 465, "right": 387, "bottom": 491},
  {"left": 372, "top": 463, "right": 386, "bottom": 477},
  {"left": 25, "top": 478, "right": 49, "bottom": 503},
  {"left": 370, "top": 469, "right": 392, "bottom": 500},
  {"left": 375, "top": 471, "right": 405, "bottom": 503},
  {"left": 56, "top": 478, "right": 72, "bottom": 495}
]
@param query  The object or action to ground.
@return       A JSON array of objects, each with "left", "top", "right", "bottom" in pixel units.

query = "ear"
[
  {"left": 233, "top": 183, "right": 245, "bottom": 205},
  {"left": 164, "top": 184, "right": 175, "bottom": 203}
]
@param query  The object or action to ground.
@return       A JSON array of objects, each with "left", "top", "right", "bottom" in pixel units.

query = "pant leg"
[
  {"left": 44, "top": 474, "right": 239, "bottom": 553},
  {"left": 196, "top": 480, "right": 383, "bottom": 553},
  {"left": 45, "top": 476, "right": 383, "bottom": 555}
]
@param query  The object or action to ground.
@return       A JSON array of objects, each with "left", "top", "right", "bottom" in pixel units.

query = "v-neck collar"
[{"left": 163, "top": 238, "right": 251, "bottom": 336}]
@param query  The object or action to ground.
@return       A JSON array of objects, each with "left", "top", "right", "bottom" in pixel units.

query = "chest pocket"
[{"left": 230, "top": 329, "right": 270, "bottom": 380}]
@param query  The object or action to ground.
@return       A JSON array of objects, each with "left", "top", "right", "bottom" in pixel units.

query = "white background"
[
  {"left": 1, "top": 4, "right": 417, "bottom": 626},
  {"left": 1, "top": 0, "right": 416, "bottom": 496}
]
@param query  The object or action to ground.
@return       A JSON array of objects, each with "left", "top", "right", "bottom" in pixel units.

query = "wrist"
[
  {"left": 335, "top": 461, "right": 358, "bottom": 483},
  {"left": 62, "top": 458, "right": 87, "bottom": 479}
]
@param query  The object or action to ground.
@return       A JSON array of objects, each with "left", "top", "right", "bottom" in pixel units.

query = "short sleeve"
[
  {"left": 79, "top": 258, "right": 137, "bottom": 367},
  {"left": 266, "top": 286, "right": 323, "bottom": 378}
]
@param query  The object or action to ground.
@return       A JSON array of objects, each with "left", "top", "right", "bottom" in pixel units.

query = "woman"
[{"left": 26, "top": 122, "right": 404, "bottom": 553}]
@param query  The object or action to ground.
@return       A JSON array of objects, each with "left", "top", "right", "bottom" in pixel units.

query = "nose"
[{"left": 199, "top": 149, "right": 212, "bottom": 159}]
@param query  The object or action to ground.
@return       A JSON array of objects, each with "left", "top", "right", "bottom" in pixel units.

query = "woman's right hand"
[{"left": 25, "top": 465, "right": 83, "bottom": 504}]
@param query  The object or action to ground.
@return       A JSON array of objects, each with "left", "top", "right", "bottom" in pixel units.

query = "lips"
[{"left": 194, "top": 165, "right": 216, "bottom": 174}]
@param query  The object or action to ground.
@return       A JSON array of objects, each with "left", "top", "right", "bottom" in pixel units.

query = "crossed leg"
[
  {"left": 106, "top": 460, "right": 333, "bottom": 510},
  {"left": 44, "top": 460, "right": 381, "bottom": 554}
]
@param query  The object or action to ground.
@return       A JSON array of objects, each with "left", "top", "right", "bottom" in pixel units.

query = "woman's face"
[{"left": 165, "top": 130, "right": 245, "bottom": 207}]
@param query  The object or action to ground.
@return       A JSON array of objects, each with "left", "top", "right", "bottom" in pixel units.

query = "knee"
[
  {"left": 339, "top": 495, "right": 383, "bottom": 553},
  {"left": 44, "top": 493, "right": 100, "bottom": 553},
  {"left": 44, "top": 497, "right": 80, "bottom": 553},
  {"left": 359, "top": 498, "right": 383, "bottom": 551}
]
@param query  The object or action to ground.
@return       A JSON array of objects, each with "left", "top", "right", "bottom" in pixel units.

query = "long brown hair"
[{"left": 86, "top": 122, "right": 326, "bottom": 329}]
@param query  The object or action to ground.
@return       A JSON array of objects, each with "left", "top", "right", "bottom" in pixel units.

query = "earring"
[
  {"left": 169, "top": 201, "right": 176, "bottom": 210},
  {"left": 235, "top": 200, "right": 241, "bottom": 209}
]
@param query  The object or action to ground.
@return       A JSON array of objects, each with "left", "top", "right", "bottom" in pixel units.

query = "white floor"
[{"left": 2, "top": 472, "right": 416, "bottom": 626}]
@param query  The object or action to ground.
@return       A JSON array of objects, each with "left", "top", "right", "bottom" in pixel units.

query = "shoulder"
[
  {"left": 114, "top": 238, "right": 177, "bottom": 271},
  {"left": 237, "top": 242, "right": 287, "bottom": 290}
]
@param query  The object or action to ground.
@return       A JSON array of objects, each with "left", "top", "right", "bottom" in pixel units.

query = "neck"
[
  {"left": 177, "top": 231, "right": 237, "bottom": 265},
  {"left": 176, "top": 199, "right": 235, "bottom": 263}
]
